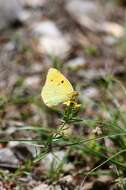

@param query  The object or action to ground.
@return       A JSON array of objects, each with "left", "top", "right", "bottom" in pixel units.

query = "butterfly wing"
[{"left": 41, "top": 68, "right": 74, "bottom": 107}]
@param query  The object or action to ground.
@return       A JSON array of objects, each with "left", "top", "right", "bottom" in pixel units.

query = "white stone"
[
  {"left": 103, "top": 35, "right": 118, "bottom": 46},
  {"left": 51, "top": 185, "right": 61, "bottom": 190},
  {"left": 39, "top": 37, "right": 70, "bottom": 58},
  {"left": 22, "top": 0, "right": 46, "bottom": 8},
  {"left": 30, "top": 63, "right": 44, "bottom": 73},
  {"left": 41, "top": 151, "right": 65, "bottom": 171},
  {"left": 4, "top": 42, "right": 16, "bottom": 52},
  {"left": 83, "top": 87, "right": 99, "bottom": 99},
  {"left": 0, "top": 148, "right": 19, "bottom": 165},
  {"left": 78, "top": 69, "right": 106, "bottom": 80},
  {"left": 67, "top": 57, "right": 86, "bottom": 70},
  {"left": 99, "top": 22, "right": 124, "bottom": 38},
  {"left": 63, "top": 162, "right": 74, "bottom": 172},
  {"left": 24, "top": 75, "right": 40, "bottom": 88},
  {"left": 33, "top": 21, "right": 61, "bottom": 37},
  {"left": 0, "top": 0, "right": 23, "bottom": 30},
  {"left": 66, "top": 0, "right": 103, "bottom": 31},
  {"left": 33, "top": 184, "right": 50, "bottom": 190},
  {"left": 32, "top": 21, "right": 70, "bottom": 58}
]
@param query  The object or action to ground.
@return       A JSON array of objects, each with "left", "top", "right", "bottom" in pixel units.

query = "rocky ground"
[{"left": 0, "top": 0, "right": 126, "bottom": 189}]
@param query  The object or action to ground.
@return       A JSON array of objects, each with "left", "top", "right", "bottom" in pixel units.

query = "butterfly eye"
[{"left": 61, "top": 80, "right": 64, "bottom": 83}]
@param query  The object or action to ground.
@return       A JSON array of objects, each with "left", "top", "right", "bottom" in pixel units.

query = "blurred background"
[{"left": 0, "top": 0, "right": 126, "bottom": 189}]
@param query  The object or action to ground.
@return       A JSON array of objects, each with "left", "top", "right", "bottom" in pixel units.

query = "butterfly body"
[{"left": 41, "top": 68, "right": 76, "bottom": 107}]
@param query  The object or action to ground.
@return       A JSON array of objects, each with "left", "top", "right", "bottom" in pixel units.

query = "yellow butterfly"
[{"left": 41, "top": 68, "right": 77, "bottom": 107}]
